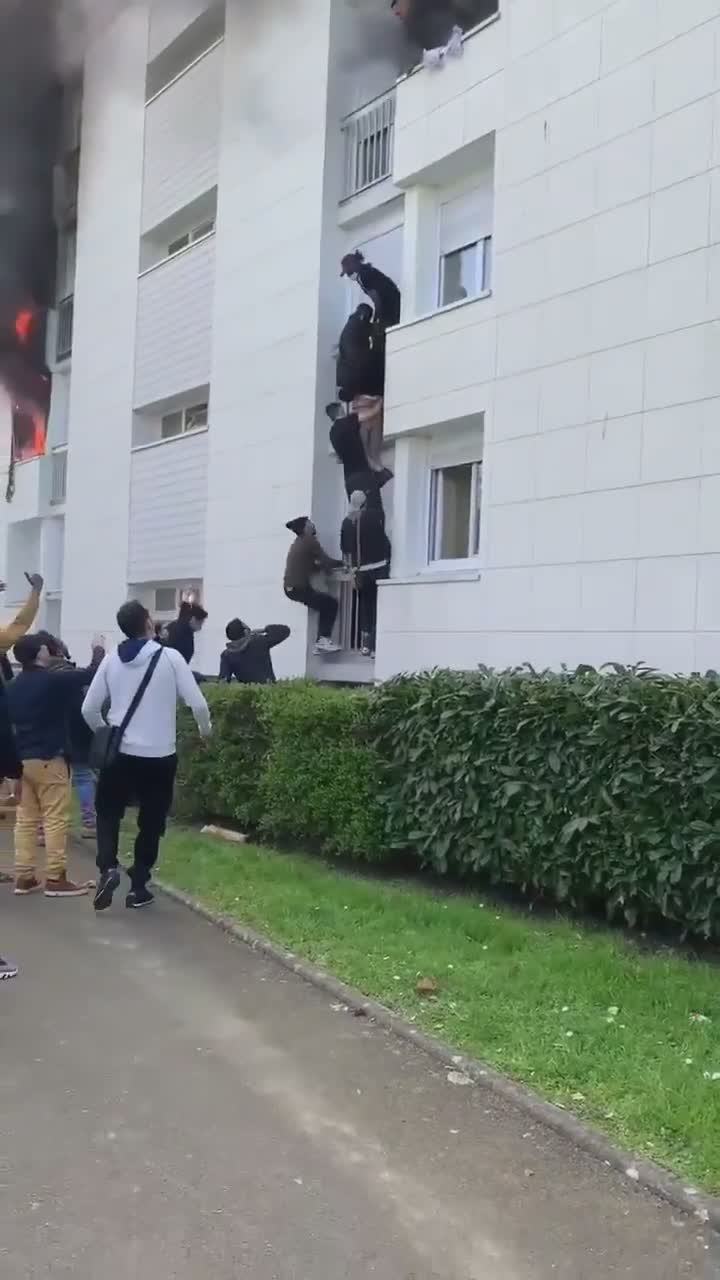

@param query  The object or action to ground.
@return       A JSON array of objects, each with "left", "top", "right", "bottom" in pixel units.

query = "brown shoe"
[
  {"left": 14, "top": 874, "right": 42, "bottom": 895},
  {"left": 44, "top": 875, "right": 89, "bottom": 898}
]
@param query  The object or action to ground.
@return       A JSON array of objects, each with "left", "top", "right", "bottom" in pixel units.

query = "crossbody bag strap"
[{"left": 117, "top": 648, "right": 163, "bottom": 739}]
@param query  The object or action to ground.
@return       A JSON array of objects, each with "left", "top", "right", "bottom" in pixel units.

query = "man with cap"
[
  {"left": 340, "top": 251, "right": 401, "bottom": 330},
  {"left": 283, "top": 518, "right": 343, "bottom": 654}
]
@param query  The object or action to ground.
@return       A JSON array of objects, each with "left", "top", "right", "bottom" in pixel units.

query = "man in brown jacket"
[{"left": 283, "top": 518, "right": 342, "bottom": 654}]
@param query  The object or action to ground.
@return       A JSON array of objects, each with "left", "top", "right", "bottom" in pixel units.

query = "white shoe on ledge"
[{"left": 314, "top": 638, "right": 341, "bottom": 655}]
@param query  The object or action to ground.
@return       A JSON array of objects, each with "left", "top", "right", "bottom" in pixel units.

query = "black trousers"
[
  {"left": 95, "top": 753, "right": 177, "bottom": 890},
  {"left": 285, "top": 586, "right": 338, "bottom": 640}
]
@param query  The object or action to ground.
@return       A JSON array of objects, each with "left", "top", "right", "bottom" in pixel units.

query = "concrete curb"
[{"left": 155, "top": 875, "right": 720, "bottom": 1233}]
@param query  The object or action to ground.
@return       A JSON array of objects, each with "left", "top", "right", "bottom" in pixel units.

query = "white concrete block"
[
  {"left": 496, "top": 305, "right": 543, "bottom": 377},
  {"left": 545, "top": 152, "right": 597, "bottom": 233},
  {"left": 649, "top": 173, "right": 711, "bottom": 264},
  {"left": 641, "top": 402, "right": 705, "bottom": 483},
  {"left": 636, "top": 479, "right": 700, "bottom": 558},
  {"left": 579, "top": 559, "right": 637, "bottom": 631},
  {"left": 657, "top": 0, "right": 719, "bottom": 43},
  {"left": 542, "top": 81, "right": 599, "bottom": 171},
  {"left": 493, "top": 172, "right": 548, "bottom": 252},
  {"left": 492, "top": 371, "right": 541, "bottom": 441},
  {"left": 635, "top": 556, "right": 698, "bottom": 630},
  {"left": 595, "top": 126, "right": 652, "bottom": 211},
  {"left": 481, "top": 567, "right": 535, "bottom": 631},
  {"left": 644, "top": 325, "right": 707, "bottom": 410},
  {"left": 601, "top": 0, "right": 659, "bottom": 75},
  {"left": 535, "top": 425, "right": 586, "bottom": 499},
  {"left": 585, "top": 416, "right": 643, "bottom": 490},
  {"left": 589, "top": 344, "right": 646, "bottom": 423},
  {"left": 589, "top": 270, "right": 648, "bottom": 351},
  {"left": 631, "top": 631, "right": 697, "bottom": 672},
  {"left": 533, "top": 496, "right": 583, "bottom": 564},
  {"left": 487, "top": 437, "right": 537, "bottom": 505},
  {"left": 652, "top": 97, "right": 715, "bottom": 193},
  {"left": 484, "top": 501, "right": 534, "bottom": 567},
  {"left": 646, "top": 248, "right": 709, "bottom": 337},
  {"left": 528, "top": 564, "right": 583, "bottom": 631},
  {"left": 654, "top": 23, "right": 716, "bottom": 116},
  {"left": 582, "top": 487, "right": 639, "bottom": 560},
  {"left": 539, "top": 358, "right": 590, "bottom": 433},
  {"left": 696, "top": 555, "right": 720, "bottom": 629},
  {"left": 698, "top": 474, "right": 720, "bottom": 552},
  {"left": 593, "top": 198, "right": 650, "bottom": 282},
  {"left": 541, "top": 290, "right": 592, "bottom": 366},
  {"left": 694, "top": 631, "right": 720, "bottom": 674},
  {"left": 596, "top": 54, "right": 655, "bottom": 145},
  {"left": 543, "top": 220, "right": 596, "bottom": 298},
  {"left": 494, "top": 239, "right": 547, "bottom": 311}
]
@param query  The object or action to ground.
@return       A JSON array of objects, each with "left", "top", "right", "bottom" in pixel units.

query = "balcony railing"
[
  {"left": 335, "top": 576, "right": 364, "bottom": 653},
  {"left": 341, "top": 89, "right": 396, "bottom": 200},
  {"left": 56, "top": 296, "right": 74, "bottom": 362},
  {"left": 50, "top": 448, "right": 68, "bottom": 506}
]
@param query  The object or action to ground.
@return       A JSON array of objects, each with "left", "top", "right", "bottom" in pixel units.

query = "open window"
[
  {"left": 160, "top": 401, "right": 208, "bottom": 440},
  {"left": 428, "top": 460, "right": 482, "bottom": 563},
  {"left": 438, "top": 182, "right": 493, "bottom": 307}
]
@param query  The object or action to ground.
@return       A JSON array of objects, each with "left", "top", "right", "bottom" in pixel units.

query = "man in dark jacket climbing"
[
  {"left": 165, "top": 601, "right": 208, "bottom": 666},
  {"left": 336, "top": 303, "right": 385, "bottom": 402},
  {"left": 220, "top": 619, "right": 290, "bottom": 685},
  {"left": 326, "top": 403, "right": 392, "bottom": 508},
  {"left": 341, "top": 490, "right": 391, "bottom": 657}
]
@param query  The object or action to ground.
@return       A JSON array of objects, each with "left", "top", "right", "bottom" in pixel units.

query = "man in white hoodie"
[{"left": 82, "top": 600, "right": 211, "bottom": 912}]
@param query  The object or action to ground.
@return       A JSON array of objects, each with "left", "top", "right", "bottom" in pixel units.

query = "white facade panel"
[
  {"left": 128, "top": 432, "right": 208, "bottom": 583},
  {"left": 61, "top": 5, "right": 149, "bottom": 657},
  {"left": 134, "top": 236, "right": 215, "bottom": 407},
  {"left": 148, "top": 0, "right": 213, "bottom": 59},
  {"left": 142, "top": 44, "right": 222, "bottom": 233}
]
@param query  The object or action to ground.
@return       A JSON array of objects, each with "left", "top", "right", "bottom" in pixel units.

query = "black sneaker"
[
  {"left": 126, "top": 887, "right": 154, "bottom": 910},
  {"left": 93, "top": 868, "right": 120, "bottom": 912}
]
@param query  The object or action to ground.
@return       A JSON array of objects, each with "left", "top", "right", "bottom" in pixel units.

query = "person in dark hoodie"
[
  {"left": 220, "top": 619, "right": 290, "bottom": 684},
  {"left": 283, "top": 517, "right": 343, "bottom": 654},
  {"left": 341, "top": 490, "right": 392, "bottom": 657},
  {"left": 83, "top": 600, "right": 211, "bottom": 913},
  {"left": 326, "top": 403, "right": 392, "bottom": 509},
  {"left": 336, "top": 303, "right": 385, "bottom": 402},
  {"left": 7, "top": 633, "right": 104, "bottom": 898},
  {"left": 165, "top": 601, "right": 208, "bottom": 666},
  {"left": 35, "top": 630, "right": 101, "bottom": 839}
]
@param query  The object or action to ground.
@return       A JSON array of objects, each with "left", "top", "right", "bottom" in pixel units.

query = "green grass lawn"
[{"left": 142, "top": 825, "right": 720, "bottom": 1193}]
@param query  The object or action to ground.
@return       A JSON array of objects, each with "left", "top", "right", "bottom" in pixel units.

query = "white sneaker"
[{"left": 314, "top": 638, "right": 341, "bottom": 654}]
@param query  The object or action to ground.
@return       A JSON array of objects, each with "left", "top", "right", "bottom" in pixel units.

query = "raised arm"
[
  {"left": 263, "top": 625, "right": 290, "bottom": 650},
  {"left": 0, "top": 577, "right": 42, "bottom": 651}
]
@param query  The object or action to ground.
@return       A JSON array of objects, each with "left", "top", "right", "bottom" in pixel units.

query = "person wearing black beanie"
[{"left": 283, "top": 518, "right": 342, "bottom": 654}]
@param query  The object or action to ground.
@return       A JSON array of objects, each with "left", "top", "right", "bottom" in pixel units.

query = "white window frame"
[
  {"left": 427, "top": 459, "right": 483, "bottom": 568},
  {"left": 438, "top": 234, "right": 492, "bottom": 309},
  {"left": 160, "top": 402, "right": 209, "bottom": 440},
  {"left": 168, "top": 220, "right": 216, "bottom": 258}
]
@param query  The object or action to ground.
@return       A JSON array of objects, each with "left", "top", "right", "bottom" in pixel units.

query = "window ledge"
[
  {"left": 380, "top": 567, "right": 482, "bottom": 586},
  {"left": 389, "top": 290, "right": 492, "bottom": 336},
  {"left": 131, "top": 427, "right": 208, "bottom": 454}
]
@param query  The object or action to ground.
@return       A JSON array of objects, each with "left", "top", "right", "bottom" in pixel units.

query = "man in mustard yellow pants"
[{"left": 7, "top": 632, "right": 104, "bottom": 897}]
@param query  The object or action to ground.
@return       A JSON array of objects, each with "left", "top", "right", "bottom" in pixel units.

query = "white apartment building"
[{"left": 2, "top": 0, "right": 720, "bottom": 681}]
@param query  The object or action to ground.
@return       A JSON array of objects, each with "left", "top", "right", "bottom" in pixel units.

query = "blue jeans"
[{"left": 72, "top": 765, "right": 96, "bottom": 827}]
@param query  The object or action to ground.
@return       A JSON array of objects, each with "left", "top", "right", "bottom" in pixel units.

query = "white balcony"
[
  {"left": 128, "top": 429, "right": 208, "bottom": 585},
  {"left": 134, "top": 234, "right": 216, "bottom": 408},
  {"left": 142, "top": 41, "right": 222, "bottom": 234},
  {"left": 394, "top": 10, "right": 503, "bottom": 185}
]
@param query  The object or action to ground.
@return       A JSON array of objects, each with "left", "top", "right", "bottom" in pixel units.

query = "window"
[
  {"left": 438, "top": 180, "right": 493, "bottom": 306},
  {"left": 439, "top": 236, "right": 491, "bottom": 307},
  {"left": 160, "top": 402, "right": 208, "bottom": 439},
  {"left": 428, "top": 461, "right": 482, "bottom": 562},
  {"left": 168, "top": 220, "right": 215, "bottom": 258},
  {"left": 154, "top": 586, "right": 177, "bottom": 613}
]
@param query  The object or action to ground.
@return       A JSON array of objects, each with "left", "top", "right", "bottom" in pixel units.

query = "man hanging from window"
[
  {"left": 165, "top": 600, "right": 208, "bottom": 667},
  {"left": 326, "top": 403, "right": 392, "bottom": 507},
  {"left": 390, "top": 0, "right": 463, "bottom": 69}
]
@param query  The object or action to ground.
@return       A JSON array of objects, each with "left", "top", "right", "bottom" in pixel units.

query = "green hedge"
[
  {"left": 176, "top": 682, "right": 384, "bottom": 860},
  {"left": 177, "top": 668, "right": 720, "bottom": 939}
]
